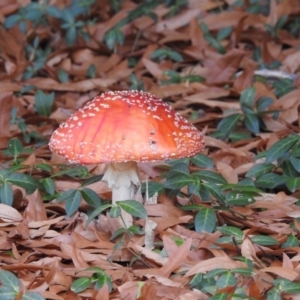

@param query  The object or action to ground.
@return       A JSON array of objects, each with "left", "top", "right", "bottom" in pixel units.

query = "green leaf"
[
  {"left": 87, "top": 64, "right": 96, "bottom": 78},
  {"left": 231, "top": 268, "right": 252, "bottom": 276},
  {"left": 265, "top": 135, "right": 299, "bottom": 164},
  {"left": 282, "top": 160, "right": 299, "bottom": 177},
  {"left": 216, "top": 226, "right": 243, "bottom": 240},
  {"left": 282, "top": 235, "right": 299, "bottom": 248},
  {"left": 4, "top": 14, "right": 21, "bottom": 28},
  {"left": 70, "top": 277, "right": 91, "bottom": 293},
  {"left": 216, "top": 113, "right": 241, "bottom": 139},
  {"left": 51, "top": 166, "right": 88, "bottom": 178},
  {"left": 0, "top": 181, "right": 13, "bottom": 206},
  {"left": 209, "top": 293, "right": 229, "bottom": 300},
  {"left": 216, "top": 271, "right": 236, "bottom": 288},
  {"left": 35, "top": 90, "right": 55, "bottom": 117},
  {"left": 217, "top": 27, "right": 232, "bottom": 41},
  {"left": 191, "top": 154, "right": 214, "bottom": 168},
  {"left": 201, "top": 182, "right": 226, "bottom": 206},
  {"left": 56, "top": 189, "right": 77, "bottom": 202},
  {"left": 104, "top": 28, "right": 124, "bottom": 50},
  {"left": 85, "top": 204, "right": 112, "bottom": 228},
  {"left": 221, "top": 184, "right": 262, "bottom": 194},
  {"left": 240, "top": 86, "right": 256, "bottom": 112},
  {"left": 195, "top": 208, "right": 216, "bottom": 233},
  {"left": 42, "top": 177, "right": 55, "bottom": 195},
  {"left": 110, "top": 228, "right": 127, "bottom": 241},
  {"left": 286, "top": 177, "right": 300, "bottom": 193},
  {"left": 116, "top": 200, "right": 147, "bottom": 219},
  {"left": 0, "top": 286, "right": 17, "bottom": 300},
  {"left": 66, "top": 26, "right": 77, "bottom": 46},
  {"left": 94, "top": 273, "right": 112, "bottom": 292},
  {"left": 255, "top": 173, "right": 284, "bottom": 189},
  {"left": 256, "top": 96, "right": 274, "bottom": 113},
  {"left": 81, "top": 175, "right": 103, "bottom": 187},
  {"left": 245, "top": 163, "right": 275, "bottom": 178},
  {"left": 81, "top": 188, "right": 101, "bottom": 208},
  {"left": 251, "top": 235, "right": 279, "bottom": 246},
  {"left": 189, "top": 273, "right": 203, "bottom": 288},
  {"left": 166, "top": 49, "right": 183, "bottom": 62},
  {"left": 110, "top": 205, "right": 121, "bottom": 218},
  {"left": 65, "top": 190, "right": 81, "bottom": 216},
  {"left": 7, "top": 138, "right": 23, "bottom": 158},
  {"left": 290, "top": 156, "right": 300, "bottom": 172},
  {"left": 6, "top": 173, "right": 41, "bottom": 194},
  {"left": 35, "top": 163, "right": 52, "bottom": 173},
  {"left": 244, "top": 113, "right": 260, "bottom": 134},
  {"left": 57, "top": 69, "right": 69, "bottom": 83},
  {"left": 128, "top": 225, "right": 144, "bottom": 235},
  {"left": 225, "top": 191, "right": 256, "bottom": 206},
  {"left": 205, "top": 269, "right": 228, "bottom": 278},
  {"left": 194, "top": 170, "right": 227, "bottom": 185},
  {"left": 229, "top": 131, "right": 252, "bottom": 142},
  {"left": 188, "top": 178, "right": 201, "bottom": 197},
  {"left": 216, "top": 236, "right": 234, "bottom": 244},
  {"left": 0, "top": 270, "right": 20, "bottom": 292},
  {"left": 164, "top": 173, "right": 193, "bottom": 190},
  {"left": 166, "top": 162, "right": 190, "bottom": 177},
  {"left": 141, "top": 181, "right": 164, "bottom": 197},
  {"left": 266, "top": 288, "right": 281, "bottom": 300},
  {"left": 276, "top": 280, "right": 300, "bottom": 294},
  {"left": 22, "top": 292, "right": 45, "bottom": 300}
]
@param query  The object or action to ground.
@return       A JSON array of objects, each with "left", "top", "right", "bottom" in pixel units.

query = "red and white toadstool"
[{"left": 49, "top": 90, "right": 205, "bottom": 227}]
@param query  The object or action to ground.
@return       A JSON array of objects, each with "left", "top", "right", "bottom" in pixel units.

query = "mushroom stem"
[{"left": 102, "top": 161, "right": 140, "bottom": 227}]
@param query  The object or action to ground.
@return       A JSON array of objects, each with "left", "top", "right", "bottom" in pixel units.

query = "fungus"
[{"left": 49, "top": 90, "right": 205, "bottom": 227}]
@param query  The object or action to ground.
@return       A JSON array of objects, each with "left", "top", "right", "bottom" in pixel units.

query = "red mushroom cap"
[{"left": 49, "top": 90, "right": 205, "bottom": 163}]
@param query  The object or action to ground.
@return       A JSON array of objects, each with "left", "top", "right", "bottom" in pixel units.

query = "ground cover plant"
[{"left": 1, "top": 0, "right": 300, "bottom": 299}]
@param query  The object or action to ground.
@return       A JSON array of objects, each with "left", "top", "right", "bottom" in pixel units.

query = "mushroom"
[{"left": 49, "top": 90, "right": 205, "bottom": 227}]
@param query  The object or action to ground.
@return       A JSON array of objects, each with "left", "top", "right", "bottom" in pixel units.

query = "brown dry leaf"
[
  {"left": 204, "top": 49, "right": 245, "bottom": 84},
  {"left": 155, "top": 8, "right": 201, "bottom": 32},
  {"left": 0, "top": 93, "right": 13, "bottom": 138},
  {"left": 202, "top": 11, "right": 247, "bottom": 30},
  {"left": 159, "top": 238, "right": 192, "bottom": 277},
  {"left": 23, "top": 190, "right": 47, "bottom": 222},
  {"left": 216, "top": 161, "right": 238, "bottom": 184},
  {"left": 0, "top": 204, "right": 22, "bottom": 222},
  {"left": 259, "top": 267, "right": 299, "bottom": 281},
  {"left": 185, "top": 256, "right": 248, "bottom": 277}
]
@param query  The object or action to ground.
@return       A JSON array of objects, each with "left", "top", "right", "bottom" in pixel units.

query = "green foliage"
[
  {"left": 151, "top": 48, "right": 183, "bottom": 62},
  {"left": 56, "top": 185, "right": 102, "bottom": 217},
  {"left": 273, "top": 78, "right": 296, "bottom": 98},
  {"left": 129, "top": 74, "right": 145, "bottom": 91},
  {"left": 141, "top": 181, "right": 164, "bottom": 197},
  {"left": 23, "top": 37, "right": 52, "bottom": 79},
  {"left": 4, "top": 0, "right": 94, "bottom": 47},
  {"left": 246, "top": 135, "right": 300, "bottom": 192},
  {"left": 189, "top": 266, "right": 252, "bottom": 297},
  {"left": 35, "top": 90, "right": 55, "bottom": 117},
  {"left": 71, "top": 267, "right": 112, "bottom": 294},
  {"left": 85, "top": 200, "right": 147, "bottom": 228},
  {"left": 161, "top": 70, "right": 205, "bottom": 85},
  {"left": 267, "top": 279, "right": 300, "bottom": 299},
  {"left": 104, "top": 1, "right": 161, "bottom": 49},
  {"left": 0, "top": 270, "right": 44, "bottom": 300},
  {"left": 195, "top": 208, "right": 216, "bottom": 233},
  {"left": 0, "top": 168, "right": 42, "bottom": 206},
  {"left": 265, "top": 15, "right": 288, "bottom": 38},
  {"left": 200, "top": 22, "right": 232, "bottom": 54},
  {"left": 213, "top": 86, "right": 280, "bottom": 141}
]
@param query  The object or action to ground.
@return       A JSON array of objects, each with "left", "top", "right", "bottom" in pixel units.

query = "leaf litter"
[{"left": 0, "top": 0, "right": 300, "bottom": 299}]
